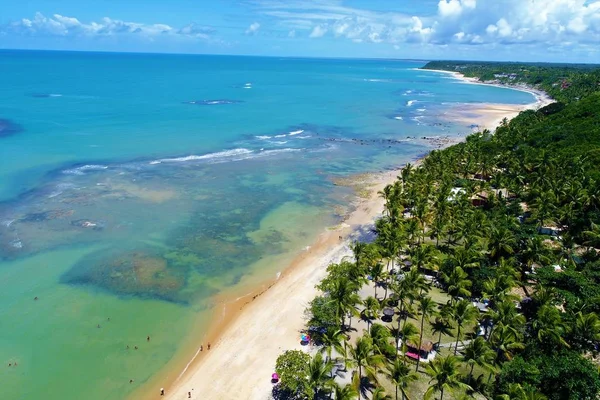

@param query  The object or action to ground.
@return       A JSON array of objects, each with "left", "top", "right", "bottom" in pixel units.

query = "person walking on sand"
[
  {"left": 207, "top": 343, "right": 211, "bottom": 350},
  {"left": 188, "top": 392, "right": 192, "bottom": 398},
  {"left": 200, "top": 344, "right": 203, "bottom": 351}
]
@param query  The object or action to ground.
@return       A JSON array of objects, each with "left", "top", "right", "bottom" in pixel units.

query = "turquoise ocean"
[{"left": 0, "top": 51, "right": 534, "bottom": 400}]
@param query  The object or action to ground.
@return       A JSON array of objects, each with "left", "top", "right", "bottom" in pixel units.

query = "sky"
[{"left": 0, "top": 0, "right": 599, "bottom": 62}]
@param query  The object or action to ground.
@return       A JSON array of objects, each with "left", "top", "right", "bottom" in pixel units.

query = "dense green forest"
[
  {"left": 422, "top": 60, "right": 600, "bottom": 104},
  {"left": 273, "top": 64, "right": 600, "bottom": 399}
]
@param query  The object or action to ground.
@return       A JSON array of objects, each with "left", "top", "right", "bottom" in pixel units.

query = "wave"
[
  {"left": 297, "top": 135, "right": 311, "bottom": 139},
  {"left": 184, "top": 99, "right": 243, "bottom": 106},
  {"left": 394, "top": 116, "right": 404, "bottom": 120},
  {"left": 288, "top": 129, "right": 304, "bottom": 136},
  {"left": 259, "top": 148, "right": 303, "bottom": 156},
  {"left": 406, "top": 100, "right": 417, "bottom": 107},
  {"left": 62, "top": 164, "right": 108, "bottom": 175},
  {"left": 416, "top": 108, "right": 426, "bottom": 112},
  {"left": 269, "top": 141, "right": 288, "bottom": 145},
  {"left": 30, "top": 93, "right": 63, "bottom": 98},
  {"left": 274, "top": 134, "right": 287, "bottom": 138},
  {"left": 255, "top": 135, "right": 272, "bottom": 140},
  {"left": 149, "top": 148, "right": 253, "bottom": 164}
]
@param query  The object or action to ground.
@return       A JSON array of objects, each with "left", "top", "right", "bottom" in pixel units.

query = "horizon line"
[{"left": 2, "top": 47, "right": 599, "bottom": 66}]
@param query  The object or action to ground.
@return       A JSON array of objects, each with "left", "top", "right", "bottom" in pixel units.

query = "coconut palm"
[
  {"left": 531, "top": 305, "right": 569, "bottom": 349},
  {"left": 332, "top": 382, "right": 359, "bottom": 400},
  {"left": 347, "top": 335, "right": 385, "bottom": 391},
  {"left": 329, "top": 278, "right": 361, "bottom": 329},
  {"left": 372, "top": 387, "right": 393, "bottom": 400},
  {"left": 320, "top": 327, "right": 346, "bottom": 365},
  {"left": 572, "top": 311, "right": 600, "bottom": 349},
  {"left": 362, "top": 296, "right": 381, "bottom": 330},
  {"left": 487, "top": 225, "right": 516, "bottom": 261},
  {"left": 496, "top": 383, "right": 548, "bottom": 400},
  {"left": 416, "top": 296, "right": 437, "bottom": 371},
  {"left": 369, "top": 263, "right": 385, "bottom": 299},
  {"left": 431, "top": 314, "right": 454, "bottom": 347},
  {"left": 451, "top": 299, "right": 479, "bottom": 355},
  {"left": 518, "top": 236, "right": 552, "bottom": 286},
  {"left": 398, "top": 322, "right": 420, "bottom": 364},
  {"left": 461, "top": 337, "right": 496, "bottom": 384},
  {"left": 489, "top": 300, "right": 526, "bottom": 335},
  {"left": 385, "top": 358, "right": 418, "bottom": 400},
  {"left": 489, "top": 324, "right": 524, "bottom": 363},
  {"left": 440, "top": 266, "right": 472, "bottom": 302},
  {"left": 306, "top": 352, "right": 334, "bottom": 399},
  {"left": 424, "top": 355, "right": 471, "bottom": 400}
]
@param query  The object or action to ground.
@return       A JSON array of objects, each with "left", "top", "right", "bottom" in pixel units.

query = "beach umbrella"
[
  {"left": 383, "top": 308, "right": 395, "bottom": 317},
  {"left": 272, "top": 373, "right": 280, "bottom": 381}
]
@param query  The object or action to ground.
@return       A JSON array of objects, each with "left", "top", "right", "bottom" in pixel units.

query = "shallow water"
[{"left": 0, "top": 51, "right": 534, "bottom": 400}]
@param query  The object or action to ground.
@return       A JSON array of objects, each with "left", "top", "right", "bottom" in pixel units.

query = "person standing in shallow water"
[{"left": 160, "top": 388, "right": 165, "bottom": 396}]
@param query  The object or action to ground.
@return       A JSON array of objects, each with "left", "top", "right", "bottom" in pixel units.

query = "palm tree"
[
  {"left": 348, "top": 335, "right": 385, "bottom": 392},
  {"left": 332, "top": 382, "right": 358, "bottom": 400},
  {"left": 416, "top": 296, "right": 437, "bottom": 372},
  {"left": 497, "top": 383, "right": 548, "bottom": 400},
  {"left": 372, "top": 387, "right": 392, "bottom": 400},
  {"left": 398, "top": 322, "right": 420, "bottom": 364},
  {"left": 369, "top": 263, "right": 385, "bottom": 299},
  {"left": 451, "top": 299, "right": 479, "bottom": 355},
  {"left": 362, "top": 296, "right": 381, "bottom": 330},
  {"left": 329, "top": 278, "right": 361, "bottom": 329},
  {"left": 487, "top": 225, "right": 516, "bottom": 261},
  {"left": 489, "top": 324, "right": 524, "bottom": 364},
  {"left": 431, "top": 315, "right": 453, "bottom": 347},
  {"left": 531, "top": 305, "right": 569, "bottom": 349},
  {"left": 424, "top": 355, "right": 471, "bottom": 400},
  {"left": 572, "top": 311, "right": 600, "bottom": 349},
  {"left": 461, "top": 337, "right": 496, "bottom": 384},
  {"left": 306, "top": 352, "right": 334, "bottom": 399},
  {"left": 489, "top": 300, "right": 526, "bottom": 336},
  {"left": 320, "top": 327, "right": 346, "bottom": 365},
  {"left": 440, "top": 266, "right": 472, "bottom": 302},
  {"left": 385, "top": 358, "right": 418, "bottom": 400},
  {"left": 519, "top": 236, "right": 551, "bottom": 283}
]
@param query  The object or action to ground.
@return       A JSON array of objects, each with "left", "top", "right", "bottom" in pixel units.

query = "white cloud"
[
  {"left": 245, "top": 22, "right": 261, "bottom": 35},
  {"left": 309, "top": 25, "right": 327, "bottom": 38},
  {"left": 3, "top": 12, "right": 217, "bottom": 41},
  {"left": 250, "top": 0, "right": 600, "bottom": 51}
]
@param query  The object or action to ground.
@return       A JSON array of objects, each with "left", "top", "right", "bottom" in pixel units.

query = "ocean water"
[{"left": 0, "top": 50, "right": 534, "bottom": 400}]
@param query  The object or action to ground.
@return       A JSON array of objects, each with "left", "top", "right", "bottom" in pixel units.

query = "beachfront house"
[{"left": 399, "top": 339, "right": 437, "bottom": 363}]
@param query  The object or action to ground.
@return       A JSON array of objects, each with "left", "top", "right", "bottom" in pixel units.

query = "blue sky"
[{"left": 1, "top": 0, "right": 599, "bottom": 62}]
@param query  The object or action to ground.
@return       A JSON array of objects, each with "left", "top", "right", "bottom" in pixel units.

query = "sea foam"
[
  {"left": 62, "top": 165, "right": 108, "bottom": 175},
  {"left": 150, "top": 148, "right": 253, "bottom": 164}
]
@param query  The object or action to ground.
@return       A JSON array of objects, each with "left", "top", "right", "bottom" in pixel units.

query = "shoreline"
[
  {"left": 421, "top": 68, "right": 554, "bottom": 109},
  {"left": 144, "top": 75, "right": 551, "bottom": 400}
]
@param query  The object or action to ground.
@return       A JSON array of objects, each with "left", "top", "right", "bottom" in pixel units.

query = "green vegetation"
[
  {"left": 273, "top": 63, "right": 600, "bottom": 399},
  {"left": 422, "top": 60, "right": 600, "bottom": 104}
]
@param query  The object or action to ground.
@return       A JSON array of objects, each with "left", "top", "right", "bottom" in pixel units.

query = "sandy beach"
[
  {"left": 153, "top": 74, "right": 552, "bottom": 400},
  {"left": 426, "top": 69, "right": 554, "bottom": 131}
]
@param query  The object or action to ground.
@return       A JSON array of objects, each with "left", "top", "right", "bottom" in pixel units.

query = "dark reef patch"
[
  {"left": 0, "top": 119, "right": 23, "bottom": 138},
  {"left": 61, "top": 247, "right": 194, "bottom": 304}
]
